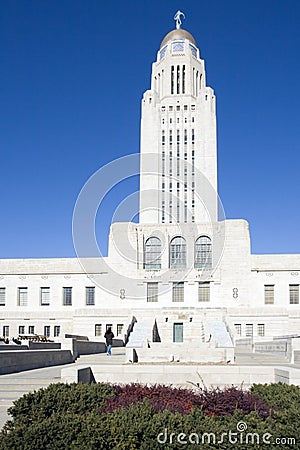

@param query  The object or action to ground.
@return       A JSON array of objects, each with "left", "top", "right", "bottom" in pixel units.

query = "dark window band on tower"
[
  {"left": 171, "top": 66, "right": 174, "bottom": 94},
  {"left": 177, "top": 65, "right": 180, "bottom": 94},
  {"left": 182, "top": 65, "right": 185, "bottom": 94}
]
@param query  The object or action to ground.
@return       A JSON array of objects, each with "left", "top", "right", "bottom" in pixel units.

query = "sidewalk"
[{"left": 0, "top": 349, "right": 126, "bottom": 428}]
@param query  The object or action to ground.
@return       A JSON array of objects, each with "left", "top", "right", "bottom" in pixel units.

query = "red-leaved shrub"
[{"left": 100, "top": 384, "right": 271, "bottom": 418}]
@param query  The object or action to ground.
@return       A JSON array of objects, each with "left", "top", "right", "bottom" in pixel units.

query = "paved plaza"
[
  {"left": 0, "top": 349, "right": 299, "bottom": 429},
  {"left": 0, "top": 349, "right": 126, "bottom": 428}
]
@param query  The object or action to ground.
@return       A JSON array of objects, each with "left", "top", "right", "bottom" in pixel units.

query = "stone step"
[
  {"left": 0, "top": 380, "right": 61, "bottom": 392},
  {"left": 0, "top": 378, "right": 60, "bottom": 386}
]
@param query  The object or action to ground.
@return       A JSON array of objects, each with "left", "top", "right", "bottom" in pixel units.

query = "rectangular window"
[
  {"left": 290, "top": 284, "right": 299, "bottom": 304},
  {"left": 191, "top": 129, "right": 195, "bottom": 144},
  {"left": 182, "top": 65, "right": 185, "bottom": 94},
  {"left": 44, "top": 326, "right": 50, "bottom": 337},
  {"left": 117, "top": 324, "right": 124, "bottom": 335},
  {"left": 18, "top": 325, "right": 25, "bottom": 335},
  {"left": 63, "top": 287, "right": 72, "bottom": 306},
  {"left": 3, "top": 326, "right": 9, "bottom": 337},
  {"left": 54, "top": 326, "right": 61, "bottom": 337},
  {"left": 198, "top": 282, "right": 210, "bottom": 302},
  {"left": 257, "top": 324, "right": 265, "bottom": 337},
  {"left": 0, "top": 288, "right": 5, "bottom": 306},
  {"left": 28, "top": 325, "right": 35, "bottom": 334},
  {"left": 106, "top": 324, "right": 113, "bottom": 331},
  {"left": 173, "top": 323, "right": 183, "bottom": 343},
  {"left": 245, "top": 324, "right": 253, "bottom": 337},
  {"left": 184, "top": 129, "right": 187, "bottom": 145},
  {"left": 95, "top": 324, "right": 102, "bottom": 336},
  {"left": 162, "top": 130, "right": 165, "bottom": 145},
  {"left": 147, "top": 282, "right": 158, "bottom": 302},
  {"left": 169, "top": 130, "right": 172, "bottom": 145},
  {"left": 18, "top": 287, "right": 28, "bottom": 306},
  {"left": 172, "top": 282, "right": 184, "bottom": 302},
  {"left": 234, "top": 324, "right": 242, "bottom": 336},
  {"left": 86, "top": 287, "right": 95, "bottom": 306},
  {"left": 171, "top": 66, "right": 174, "bottom": 94},
  {"left": 264, "top": 285, "right": 274, "bottom": 304},
  {"left": 40, "top": 287, "right": 50, "bottom": 306}
]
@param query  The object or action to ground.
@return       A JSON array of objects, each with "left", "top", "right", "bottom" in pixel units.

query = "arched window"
[
  {"left": 170, "top": 236, "right": 186, "bottom": 269},
  {"left": 195, "top": 236, "right": 212, "bottom": 268},
  {"left": 144, "top": 237, "right": 162, "bottom": 269}
]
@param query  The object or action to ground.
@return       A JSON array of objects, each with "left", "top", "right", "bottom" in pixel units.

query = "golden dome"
[{"left": 160, "top": 29, "right": 197, "bottom": 49}]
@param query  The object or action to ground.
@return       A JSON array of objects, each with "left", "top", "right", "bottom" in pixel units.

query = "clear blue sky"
[{"left": 1, "top": 0, "right": 299, "bottom": 257}]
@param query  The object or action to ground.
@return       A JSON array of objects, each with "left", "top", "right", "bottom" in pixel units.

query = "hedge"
[{"left": 0, "top": 382, "right": 298, "bottom": 449}]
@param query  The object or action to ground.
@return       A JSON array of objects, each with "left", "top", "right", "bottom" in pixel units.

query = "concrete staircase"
[
  {"left": 0, "top": 366, "right": 62, "bottom": 428},
  {"left": 126, "top": 321, "right": 152, "bottom": 348},
  {"left": 209, "top": 322, "right": 233, "bottom": 348}
]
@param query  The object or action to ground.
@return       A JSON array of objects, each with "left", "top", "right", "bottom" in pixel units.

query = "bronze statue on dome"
[{"left": 174, "top": 10, "right": 185, "bottom": 29}]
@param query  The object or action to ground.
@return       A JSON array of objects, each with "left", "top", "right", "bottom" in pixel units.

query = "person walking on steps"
[{"left": 104, "top": 327, "right": 114, "bottom": 356}]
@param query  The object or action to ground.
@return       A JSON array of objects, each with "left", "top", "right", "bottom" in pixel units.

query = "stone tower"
[{"left": 139, "top": 16, "right": 218, "bottom": 225}]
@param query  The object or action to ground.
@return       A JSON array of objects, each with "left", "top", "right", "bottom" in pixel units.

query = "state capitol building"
[{"left": 0, "top": 14, "right": 299, "bottom": 351}]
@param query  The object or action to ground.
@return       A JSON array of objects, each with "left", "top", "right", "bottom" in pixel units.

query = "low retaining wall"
[
  {"left": 61, "top": 364, "right": 276, "bottom": 388},
  {"left": 72, "top": 340, "right": 124, "bottom": 358},
  {"left": 235, "top": 338, "right": 253, "bottom": 350},
  {"left": 74, "top": 340, "right": 106, "bottom": 356},
  {"left": 0, "top": 350, "right": 73, "bottom": 375},
  {"left": 275, "top": 367, "right": 300, "bottom": 385},
  {"left": 0, "top": 344, "right": 28, "bottom": 351},
  {"left": 29, "top": 342, "right": 61, "bottom": 350},
  {"left": 112, "top": 339, "right": 125, "bottom": 348},
  {"left": 127, "top": 343, "right": 234, "bottom": 364},
  {"left": 254, "top": 340, "right": 289, "bottom": 354},
  {"left": 65, "top": 334, "right": 89, "bottom": 341}
]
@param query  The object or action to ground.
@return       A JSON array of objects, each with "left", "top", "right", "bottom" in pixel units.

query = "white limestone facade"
[
  {"left": 0, "top": 20, "right": 299, "bottom": 349},
  {"left": 0, "top": 219, "right": 299, "bottom": 345}
]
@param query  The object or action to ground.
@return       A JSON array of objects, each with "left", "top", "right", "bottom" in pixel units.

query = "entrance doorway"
[{"left": 173, "top": 323, "right": 183, "bottom": 343}]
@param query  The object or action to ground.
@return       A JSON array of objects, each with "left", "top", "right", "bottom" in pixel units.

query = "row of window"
[
  {"left": 1, "top": 324, "right": 125, "bottom": 339},
  {"left": 0, "top": 287, "right": 96, "bottom": 307},
  {"left": 264, "top": 284, "right": 299, "bottom": 304},
  {"left": 161, "top": 104, "right": 196, "bottom": 112},
  {"left": 147, "top": 282, "right": 210, "bottom": 303},
  {"left": 162, "top": 129, "right": 195, "bottom": 145},
  {"left": 162, "top": 117, "right": 195, "bottom": 125},
  {"left": 144, "top": 236, "right": 212, "bottom": 269},
  {"left": 147, "top": 282, "right": 300, "bottom": 305},
  {"left": 234, "top": 323, "right": 265, "bottom": 337},
  {"left": 94, "top": 323, "right": 124, "bottom": 337},
  {"left": 0, "top": 283, "right": 298, "bottom": 307},
  {"left": 2, "top": 325, "right": 60, "bottom": 338}
]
